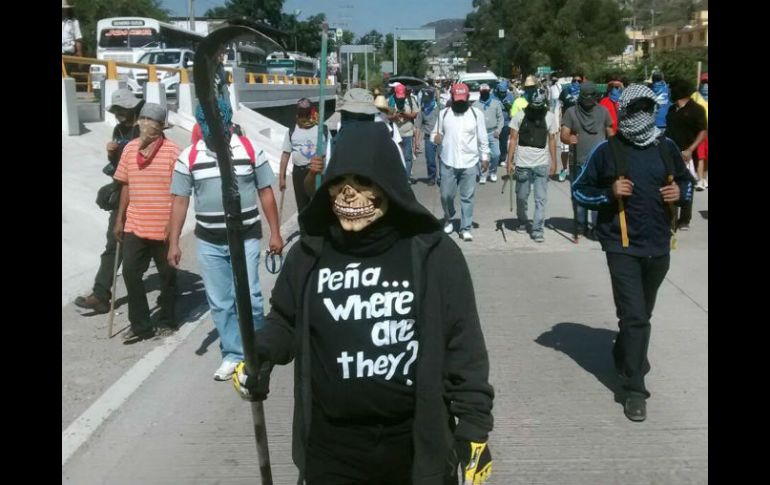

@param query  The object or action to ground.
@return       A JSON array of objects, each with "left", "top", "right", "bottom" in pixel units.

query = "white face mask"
[{"left": 327, "top": 175, "right": 389, "bottom": 232}]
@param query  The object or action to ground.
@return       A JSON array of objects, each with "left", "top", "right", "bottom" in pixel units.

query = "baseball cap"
[
  {"left": 479, "top": 83, "right": 491, "bottom": 92},
  {"left": 394, "top": 83, "right": 407, "bottom": 99},
  {"left": 450, "top": 83, "right": 470, "bottom": 101}
]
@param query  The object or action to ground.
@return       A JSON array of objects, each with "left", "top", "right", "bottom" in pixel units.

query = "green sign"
[{"left": 536, "top": 66, "right": 552, "bottom": 75}]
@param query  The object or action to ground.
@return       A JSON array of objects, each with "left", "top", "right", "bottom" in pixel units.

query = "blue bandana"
[{"left": 609, "top": 87, "right": 622, "bottom": 103}]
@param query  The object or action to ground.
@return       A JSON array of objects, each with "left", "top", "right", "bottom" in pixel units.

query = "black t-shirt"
[
  {"left": 665, "top": 99, "right": 707, "bottom": 151},
  {"left": 309, "top": 237, "right": 417, "bottom": 423}
]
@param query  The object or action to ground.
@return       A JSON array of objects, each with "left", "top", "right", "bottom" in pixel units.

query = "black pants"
[
  {"left": 292, "top": 164, "right": 311, "bottom": 214},
  {"left": 606, "top": 252, "right": 670, "bottom": 398},
  {"left": 677, "top": 154, "right": 700, "bottom": 225},
  {"left": 305, "top": 408, "right": 423, "bottom": 485},
  {"left": 121, "top": 233, "right": 177, "bottom": 333},
  {"left": 498, "top": 125, "right": 510, "bottom": 163},
  {"left": 92, "top": 210, "right": 122, "bottom": 301}
]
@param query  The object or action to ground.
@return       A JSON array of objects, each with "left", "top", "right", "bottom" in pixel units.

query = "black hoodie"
[{"left": 255, "top": 122, "right": 494, "bottom": 484}]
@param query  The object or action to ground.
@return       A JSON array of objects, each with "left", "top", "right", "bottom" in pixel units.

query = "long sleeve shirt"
[{"left": 431, "top": 107, "right": 490, "bottom": 168}]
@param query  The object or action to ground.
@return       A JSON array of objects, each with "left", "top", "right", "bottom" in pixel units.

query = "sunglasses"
[{"left": 625, "top": 98, "right": 657, "bottom": 115}]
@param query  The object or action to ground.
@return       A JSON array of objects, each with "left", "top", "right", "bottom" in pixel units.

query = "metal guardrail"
[{"left": 62, "top": 56, "right": 331, "bottom": 90}]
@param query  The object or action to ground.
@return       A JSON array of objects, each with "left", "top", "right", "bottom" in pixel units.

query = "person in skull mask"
[
  {"left": 431, "top": 83, "right": 490, "bottom": 242},
  {"left": 112, "top": 103, "right": 181, "bottom": 343},
  {"left": 560, "top": 81, "right": 614, "bottom": 237},
  {"left": 233, "top": 122, "right": 495, "bottom": 485}
]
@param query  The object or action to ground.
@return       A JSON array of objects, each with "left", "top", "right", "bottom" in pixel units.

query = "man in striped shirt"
[
  {"left": 167, "top": 98, "right": 283, "bottom": 381},
  {"left": 113, "top": 103, "right": 180, "bottom": 344}
]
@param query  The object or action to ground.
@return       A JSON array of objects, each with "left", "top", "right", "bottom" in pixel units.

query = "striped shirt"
[
  {"left": 171, "top": 136, "right": 275, "bottom": 245},
  {"left": 114, "top": 137, "right": 180, "bottom": 241}
]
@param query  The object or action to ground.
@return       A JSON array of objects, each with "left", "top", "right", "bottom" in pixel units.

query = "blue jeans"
[
  {"left": 483, "top": 131, "right": 501, "bottom": 177},
  {"left": 401, "top": 136, "right": 413, "bottom": 178},
  {"left": 440, "top": 162, "right": 478, "bottom": 232},
  {"left": 197, "top": 238, "right": 265, "bottom": 363},
  {"left": 515, "top": 164, "right": 549, "bottom": 236},
  {"left": 423, "top": 134, "right": 437, "bottom": 181}
]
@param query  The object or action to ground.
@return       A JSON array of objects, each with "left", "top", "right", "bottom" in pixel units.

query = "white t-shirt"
[
  {"left": 281, "top": 124, "right": 319, "bottom": 167},
  {"left": 509, "top": 110, "right": 558, "bottom": 168},
  {"left": 62, "top": 19, "right": 82, "bottom": 54}
]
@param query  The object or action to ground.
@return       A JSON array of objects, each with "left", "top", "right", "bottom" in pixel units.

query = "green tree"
[
  {"left": 466, "top": 0, "right": 627, "bottom": 78},
  {"left": 73, "top": 0, "right": 168, "bottom": 56},
  {"left": 203, "top": 0, "right": 285, "bottom": 28}
]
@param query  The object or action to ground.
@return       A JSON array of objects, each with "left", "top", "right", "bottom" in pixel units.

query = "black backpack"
[{"left": 518, "top": 109, "right": 548, "bottom": 148}]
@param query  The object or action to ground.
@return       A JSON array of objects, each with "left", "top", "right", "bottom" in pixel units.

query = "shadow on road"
[{"left": 535, "top": 322, "right": 623, "bottom": 402}]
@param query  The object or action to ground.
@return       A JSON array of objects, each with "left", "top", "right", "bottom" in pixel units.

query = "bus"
[
  {"left": 266, "top": 52, "right": 318, "bottom": 78},
  {"left": 224, "top": 41, "right": 268, "bottom": 76},
  {"left": 90, "top": 17, "right": 204, "bottom": 90}
]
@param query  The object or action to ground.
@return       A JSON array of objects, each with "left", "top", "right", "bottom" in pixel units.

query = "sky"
[{"left": 162, "top": 0, "right": 474, "bottom": 36}]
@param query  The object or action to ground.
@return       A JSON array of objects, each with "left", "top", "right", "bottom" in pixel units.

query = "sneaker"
[
  {"left": 558, "top": 169, "right": 568, "bottom": 182},
  {"left": 74, "top": 293, "right": 110, "bottom": 314},
  {"left": 532, "top": 233, "right": 545, "bottom": 243},
  {"left": 479, "top": 174, "right": 487, "bottom": 185},
  {"left": 426, "top": 179, "right": 436, "bottom": 186},
  {"left": 460, "top": 230, "right": 473, "bottom": 241},
  {"left": 704, "top": 179, "right": 708, "bottom": 189},
  {"left": 122, "top": 328, "right": 155, "bottom": 344},
  {"left": 214, "top": 360, "right": 239, "bottom": 381},
  {"left": 443, "top": 222, "right": 454, "bottom": 235},
  {"left": 695, "top": 179, "right": 706, "bottom": 191},
  {"left": 489, "top": 173, "right": 498, "bottom": 183},
  {"left": 624, "top": 395, "right": 647, "bottom": 422},
  {"left": 678, "top": 223, "right": 690, "bottom": 231}
]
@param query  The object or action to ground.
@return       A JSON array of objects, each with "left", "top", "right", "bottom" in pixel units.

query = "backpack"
[
  {"left": 189, "top": 135, "right": 256, "bottom": 168},
  {"left": 517, "top": 109, "right": 548, "bottom": 148},
  {"left": 607, "top": 135, "right": 678, "bottom": 247}
]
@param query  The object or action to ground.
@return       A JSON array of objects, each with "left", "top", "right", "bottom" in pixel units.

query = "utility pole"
[
  {"left": 393, "top": 28, "right": 398, "bottom": 76},
  {"left": 188, "top": 0, "right": 194, "bottom": 32}
]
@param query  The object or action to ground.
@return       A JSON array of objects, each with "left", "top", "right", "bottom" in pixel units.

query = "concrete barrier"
[
  {"left": 144, "top": 82, "right": 167, "bottom": 108},
  {"left": 177, "top": 82, "right": 197, "bottom": 118},
  {"left": 62, "top": 78, "right": 79, "bottom": 136}
]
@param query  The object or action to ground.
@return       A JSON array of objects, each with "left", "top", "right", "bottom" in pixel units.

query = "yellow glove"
[
  {"left": 456, "top": 440, "right": 492, "bottom": 484},
  {"left": 232, "top": 360, "right": 271, "bottom": 402}
]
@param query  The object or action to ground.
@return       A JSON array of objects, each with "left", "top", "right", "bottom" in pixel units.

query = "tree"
[
  {"left": 466, "top": 0, "right": 627, "bottom": 78},
  {"left": 358, "top": 30, "right": 384, "bottom": 50},
  {"left": 203, "top": 0, "right": 285, "bottom": 28},
  {"left": 73, "top": 0, "right": 168, "bottom": 56}
]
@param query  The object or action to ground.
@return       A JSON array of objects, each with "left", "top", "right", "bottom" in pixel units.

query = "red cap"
[
  {"left": 700, "top": 72, "right": 708, "bottom": 82},
  {"left": 394, "top": 83, "right": 406, "bottom": 99},
  {"left": 451, "top": 83, "right": 469, "bottom": 101}
]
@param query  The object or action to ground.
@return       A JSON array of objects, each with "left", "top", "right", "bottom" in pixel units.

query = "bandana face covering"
[
  {"left": 609, "top": 87, "right": 622, "bottom": 103},
  {"left": 138, "top": 118, "right": 162, "bottom": 145},
  {"left": 617, "top": 84, "right": 661, "bottom": 147}
]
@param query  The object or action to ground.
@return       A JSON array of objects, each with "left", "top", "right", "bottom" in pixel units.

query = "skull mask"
[{"left": 328, "top": 174, "right": 389, "bottom": 232}]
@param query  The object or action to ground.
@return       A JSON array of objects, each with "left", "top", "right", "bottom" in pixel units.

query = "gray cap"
[
  {"left": 139, "top": 103, "right": 168, "bottom": 126},
  {"left": 108, "top": 88, "right": 141, "bottom": 113},
  {"left": 339, "top": 88, "right": 378, "bottom": 115}
]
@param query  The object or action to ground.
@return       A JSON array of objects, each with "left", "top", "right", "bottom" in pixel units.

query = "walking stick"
[
  {"left": 278, "top": 188, "right": 285, "bottom": 225},
  {"left": 315, "top": 23, "right": 329, "bottom": 190},
  {"left": 569, "top": 144, "right": 579, "bottom": 244},
  {"left": 194, "top": 21, "right": 286, "bottom": 485},
  {"left": 107, "top": 241, "right": 120, "bottom": 338}
]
